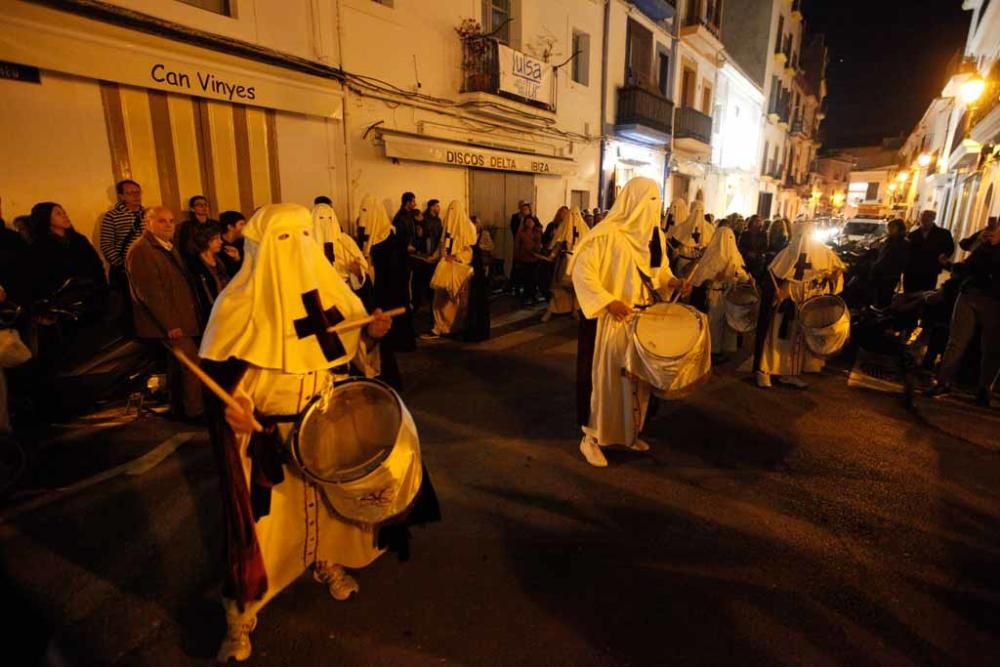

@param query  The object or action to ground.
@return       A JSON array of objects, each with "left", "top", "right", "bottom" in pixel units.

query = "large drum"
[
  {"left": 430, "top": 260, "right": 473, "bottom": 299},
  {"left": 724, "top": 283, "right": 760, "bottom": 333},
  {"left": 799, "top": 294, "right": 850, "bottom": 357},
  {"left": 293, "top": 378, "right": 422, "bottom": 526},
  {"left": 624, "top": 302, "right": 711, "bottom": 393}
]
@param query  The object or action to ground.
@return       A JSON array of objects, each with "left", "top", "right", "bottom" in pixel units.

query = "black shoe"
[
  {"left": 925, "top": 383, "right": 951, "bottom": 399},
  {"left": 975, "top": 389, "right": 992, "bottom": 408}
]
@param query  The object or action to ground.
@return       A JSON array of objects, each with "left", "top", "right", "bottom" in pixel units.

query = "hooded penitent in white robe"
[
  {"left": 668, "top": 199, "right": 715, "bottom": 275},
  {"left": 546, "top": 207, "right": 591, "bottom": 316},
  {"left": 688, "top": 227, "right": 750, "bottom": 353},
  {"left": 430, "top": 201, "right": 476, "bottom": 335},
  {"left": 355, "top": 195, "right": 394, "bottom": 283},
  {"left": 312, "top": 203, "right": 368, "bottom": 291},
  {"left": 200, "top": 203, "right": 382, "bottom": 613},
  {"left": 571, "top": 177, "right": 677, "bottom": 448},
  {"left": 664, "top": 197, "right": 690, "bottom": 232},
  {"left": 758, "top": 220, "right": 845, "bottom": 377}
]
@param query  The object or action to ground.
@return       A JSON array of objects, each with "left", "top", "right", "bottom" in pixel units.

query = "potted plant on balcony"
[{"left": 456, "top": 18, "right": 491, "bottom": 92}]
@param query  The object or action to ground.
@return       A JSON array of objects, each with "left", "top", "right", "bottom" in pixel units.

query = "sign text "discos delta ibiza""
[{"left": 150, "top": 63, "right": 256, "bottom": 101}]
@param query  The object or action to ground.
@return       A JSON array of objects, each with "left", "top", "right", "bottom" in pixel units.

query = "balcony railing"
[
  {"left": 791, "top": 118, "right": 806, "bottom": 136},
  {"left": 461, "top": 37, "right": 556, "bottom": 112},
  {"left": 674, "top": 106, "right": 713, "bottom": 146},
  {"left": 616, "top": 85, "right": 674, "bottom": 137}
]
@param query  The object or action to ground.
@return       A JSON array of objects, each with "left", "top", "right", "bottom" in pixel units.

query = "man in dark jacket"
[
  {"left": 926, "top": 226, "right": 1000, "bottom": 406},
  {"left": 126, "top": 206, "right": 204, "bottom": 419},
  {"left": 903, "top": 210, "right": 955, "bottom": 293},
  {"left": 869, "top": 219, "right": 910, "bottom": 307}
]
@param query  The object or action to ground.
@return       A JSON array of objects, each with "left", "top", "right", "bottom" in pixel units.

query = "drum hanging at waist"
[
  {"left": 724, "top": 283, "right": 760, "bottom": 333},
  {"left": 292, "top": 377, "right": 423, "bottom": 526},
  {"left": 623, "top": 302, "right": 711, "bottom": 393},
  {"left": 798, "top": 294, "right": 850, "bottom": 357}
]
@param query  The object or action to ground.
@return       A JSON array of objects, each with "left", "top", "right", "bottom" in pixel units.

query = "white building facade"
[{"left": 705, "top": 60, "right": 764, "bottom": 217}]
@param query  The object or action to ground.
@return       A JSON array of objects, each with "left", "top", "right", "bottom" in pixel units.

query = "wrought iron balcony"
[
  {"left": 674, "top": 106, "right": 713, "bottom": 149},
  {"left": 615, "top": 85, "right": 674, "bottom": 145}
]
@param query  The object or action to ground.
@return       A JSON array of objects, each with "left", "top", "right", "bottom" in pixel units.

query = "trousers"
[{"left": 938, "top": 288, "right": 1000, "bottom": 390}]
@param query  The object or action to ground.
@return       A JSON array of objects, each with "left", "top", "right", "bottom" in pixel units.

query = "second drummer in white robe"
[
  {"left": 754, "top": 220, "right": 845, "bottom": 388},
  {"left": 571, "top": 177, "right": 690, "bottom": 467},
  {"left": 688, "top": 227, "right": 751, "bottom": 355}
]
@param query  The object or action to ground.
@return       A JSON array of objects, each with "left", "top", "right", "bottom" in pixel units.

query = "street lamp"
[
  {"left": 960, "top": 76, "right": 986, "bottom": 105},
  {"left": 917, "top": 153, "right": 932, "bottom": 168},
  {"left": 896, "top": 171, "right": 909, "bottom": 183}
]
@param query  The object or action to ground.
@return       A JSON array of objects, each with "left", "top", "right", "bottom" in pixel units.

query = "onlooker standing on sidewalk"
[
  {"left": 126, "top": 206, "right": 204, "bottom": 420},
  {"left": 218, "top": 210, "right": 246, "bottom": 276},
  {"left": 513, "top": 217, "right": 542, "bottom": 305},
  {"left": 189, "top": 222, "right": 230, "bottom": 320},
  {"left": 926, "top": 226, "right": 1000, "bottom": 407},
  {"left": 100, "top": 179, "right": 145, "bottom": 332},
  {"left": 413, "top": 199, "right": 443, "bottom": 311},
  {"left": 904, "top": 210, "right": 954, "bottom": 293},
  {"left": 176, "top": 195, "right": 218, "bottom": 267}
]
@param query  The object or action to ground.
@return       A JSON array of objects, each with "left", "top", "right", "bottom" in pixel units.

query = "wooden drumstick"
[
  {"left": 326, "top": 306, "right": 407, "bottom": 334},
  {"left": 170, "top": 347, "right": 264, "bottom": 433}
]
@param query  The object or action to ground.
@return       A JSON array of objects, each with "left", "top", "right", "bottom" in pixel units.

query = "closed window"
[
  {"left": 701, "top": 82, "right": 713, "bottom": 114},
  {"left": 657, "top": 51, "right": 670, "bottom": 97},
  {"left": 572, "top": 30, "right": 591, "bottom": 86},
  {"left": 482, "top": 0, "right": 511, "bottom": 44},
  {"left": 681, "top": 67, "right": 696, "bottom": 107},
  {"left": 866, "top": 182, "right": 880, "bottom": 201},
  {"left": 177, "top": 0, "right": 231, "bottom": 15}
]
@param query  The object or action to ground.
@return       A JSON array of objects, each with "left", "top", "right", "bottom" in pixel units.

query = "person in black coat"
[
  {"left": 869, "top": 219, "right": 910, "bottom": 308},
  {"left": 27, "top": 202, "right": 107, "bottom": 305},
  {"left": 464, "top": 221, "right": 492, "bottom": 343},
  {"left": 218, "top": 210, "right": 247, "bottom": 276},
  {"left": 903, "top": 210, "right": 954, "bottom": 293},
  {"left": 0, "top": 214, "right": 29, "bottom": 308}
]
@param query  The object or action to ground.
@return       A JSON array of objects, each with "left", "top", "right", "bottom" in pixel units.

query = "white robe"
[
  {"left": 573, "top": 233, "right": 676, "bottom": 447},
  {"left": 432, "top": 249, "right": 473, "bottom": 334},
  {"left": 432, "top": 201, "right": 477, "bottom": 334},
  {"left": 758, "top": 279, "right": 837, "bottom": 376},
  {"left": 235, "top": 367, "right": 382, "bottom": 610}
]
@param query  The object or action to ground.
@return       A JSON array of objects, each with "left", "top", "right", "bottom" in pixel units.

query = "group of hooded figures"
[
  {"left": 569, "top": 178, "right": 845, "bottom": 467},
  {"left": 198, "top": 178, "right": 842, "bottom": 662}
]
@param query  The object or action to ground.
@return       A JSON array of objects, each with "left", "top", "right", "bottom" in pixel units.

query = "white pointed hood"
[
  {"left": 550, "top": 207, "right": 591, "bottom": 252},
  {"left": 356, "top": 195, "right": 393, "bottom": 256},
  {"left": 769, "top": 220, "right": 845, "bottom": 283},
  {"left": 688, "top": 226, "right": 747, "bottom": 286},
  {"left": 200, "top": 203, "right": 368, "bottom": 373},
  {"left": 669, "top": 199, "right": 714, "bottom": 248},
  {"left": 569, "top": 177, "right": 662, "bottom": 277},
  {"left": 440, "top": 200, "right": 477, "bottom": 257}
]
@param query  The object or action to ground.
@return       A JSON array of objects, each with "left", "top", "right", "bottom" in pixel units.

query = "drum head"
[
  {"left": 295, "top": 380, "right": 401, "bottom": 483},
  {"left": 725, "top": 284, "right": 759, "bottom": 306},
  {"left": 634, "top": 303, "right": 701, "bottom": 359},
  {"left": 800, "top": 295, "right": 846, "bottom": 330}
]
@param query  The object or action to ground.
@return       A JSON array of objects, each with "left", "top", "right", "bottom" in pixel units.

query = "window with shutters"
[
  {"left": 572, "top": 30, "right": 591, "bottom": 86},
  {"left": 681, "top": 66, "right": 696, "bottom": 107},
  {"left": 866, "top": 182, "right": 880, "bottom": 201},
  {"left": 701, "top": 82, "right": 713, "bottom": 114}
]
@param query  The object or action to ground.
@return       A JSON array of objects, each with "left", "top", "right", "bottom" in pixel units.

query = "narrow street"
[{"left": 3, "top": 314, "right": 997, "bottom": 665}]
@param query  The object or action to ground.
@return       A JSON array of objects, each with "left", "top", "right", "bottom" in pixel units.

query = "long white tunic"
[
  {"left": 573, "top": 232, "right": 676, "bottom": 447},
  {"left": 432, "top": 249, "right": 473, "bottom": 334},
  {"left": 758, "top": 279, "right": 835, "bottom": 376},
  {"left": 236, "top": 367, "right": 382, "bottom": 610}
]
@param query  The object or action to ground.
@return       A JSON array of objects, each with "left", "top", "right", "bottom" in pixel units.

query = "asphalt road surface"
[{"left": 2, "top": 314, "right": 998, "bottom": 665}]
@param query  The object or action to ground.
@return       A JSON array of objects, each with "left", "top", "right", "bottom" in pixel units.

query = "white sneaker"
[
  {"left": 314, "top": 562, "right": 360, "bottom": 601},
  {"left": 777, "top": 375, "right": 809, "bottom": 389},
  {"left": 629, "top": 438, "right": 651, "bottom": 452},
  {"left": 755, "top": 371, "right": 772, "bottom": 388},
  {"left": 217, "top": 601, "right": 257, "bottom": 663},
  {"left": 579, "top": 435, "right": 608, "bottom": 467}
]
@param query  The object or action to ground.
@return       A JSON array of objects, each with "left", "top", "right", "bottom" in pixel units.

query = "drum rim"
[
  {"left": 800, "top": 294, "right": 848, "bottom": 331},
  {"left": 633, "top": 303, "right": 703, "bottom": 360},
  {"left": 292, "top": 376, "right": 402, "bottom": 485}
]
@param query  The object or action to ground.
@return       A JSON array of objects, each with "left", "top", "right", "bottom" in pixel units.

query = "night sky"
[{"left": 804, "top": 0, "right": 970, "bottom": 148}]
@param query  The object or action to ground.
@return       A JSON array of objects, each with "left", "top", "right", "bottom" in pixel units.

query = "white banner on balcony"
[{"left": 497, "top": 44, "right": 554, "bottom": 107}]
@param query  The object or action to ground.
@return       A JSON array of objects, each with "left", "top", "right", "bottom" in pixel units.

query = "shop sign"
[
  {"left": 381, "top": 133, "right": 574, "bottom": 176},
  {"left": 0, "top": 59, "right": 40, "bottom": 84}
]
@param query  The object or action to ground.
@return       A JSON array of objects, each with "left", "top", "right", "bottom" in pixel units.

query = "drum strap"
[
  {"left": 247, "top": 414, "right": 296, "bottom": 519},
  {"left": 777, "top": 298, "right": 796, "bottom": 339}
]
